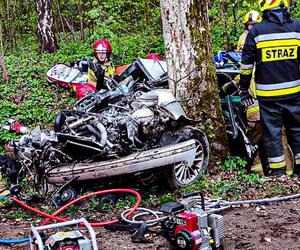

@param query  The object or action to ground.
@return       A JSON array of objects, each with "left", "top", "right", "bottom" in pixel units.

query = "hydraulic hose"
[
  {"left": 219, "top": 193, "right": 300, "bottom": 206},
  {"left": 1, "top": 189, "right": 140, "bottom": 245},
  {"left": 0, "top": 195, "right": 10, "bottom": 200},
  {"left": 181, "top": 193, "right": 300, "bottom": 213},
  {"left": 12, "top": 188, "right": 142, "bottom": 227},
  {"left": 2, "top": 189, "right": 300, "bottom": 245},
  {"left": 120, "top": 207, "right": 167, "bottom": 226},
  {"left": 0, "top": 195, "right": 30, "bottom": 245},
  {"left": 0, "top": 238, "right": 29, "bottom": 245}
]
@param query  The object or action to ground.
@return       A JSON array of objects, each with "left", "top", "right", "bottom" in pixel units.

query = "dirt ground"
[{"left": 0, "top": 199, "right": 299, "bottom": 250}]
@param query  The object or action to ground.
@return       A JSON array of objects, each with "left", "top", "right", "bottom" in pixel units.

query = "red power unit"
[{"left": 160, "top": 202, "right": 224, "bottom": 250}]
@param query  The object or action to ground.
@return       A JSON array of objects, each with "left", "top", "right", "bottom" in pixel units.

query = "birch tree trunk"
[
  {"left": 36, "top": 0, "right": 58, "bottom": 53},
  {"left": 160, "top": 0, "right": 228, "bottom": 160},
  {"left": 0, "top": 22, "right": 9, "bottom": 83}
]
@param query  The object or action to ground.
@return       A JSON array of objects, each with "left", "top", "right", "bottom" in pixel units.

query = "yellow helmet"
[
  {"left": 258, "top": 0, "right": 290, "bottom": 12},
  {"left": 243, "top": 10, "right": 262, "bottom": 25}
]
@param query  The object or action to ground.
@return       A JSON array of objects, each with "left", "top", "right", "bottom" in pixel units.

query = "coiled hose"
[{"left": 120, "top": 207, "right": 167, "bottom": 226}]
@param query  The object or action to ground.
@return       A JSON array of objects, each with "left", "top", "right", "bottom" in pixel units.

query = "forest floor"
[
  {"left": 0, "top": 168, "right": 300, "bottom": 250},
  {"left": 0, "top": 198, "right": 299, "bottom": 249}
]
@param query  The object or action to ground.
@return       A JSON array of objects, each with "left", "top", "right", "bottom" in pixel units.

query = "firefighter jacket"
[
  {"left": 240, "top": 15, "right": 300, "bottom": 102},
  {"left": 237, "top": 30, "right": 248, "bottom": 52},
  {"left": 87, "top": 58, "right": 115, "bottom": 87}
]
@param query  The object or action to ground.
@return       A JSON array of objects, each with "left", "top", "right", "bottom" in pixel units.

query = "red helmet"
[
  {"left": 146, "top": 53, "right": 164, "bottom": 61},
  {"left": 93, "top": 39, "right": 112, "bottom": 53}
]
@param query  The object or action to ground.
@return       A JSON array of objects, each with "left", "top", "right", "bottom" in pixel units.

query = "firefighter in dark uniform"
[{"left": 239, "top": 0, "right": 300, "bottom": 175}]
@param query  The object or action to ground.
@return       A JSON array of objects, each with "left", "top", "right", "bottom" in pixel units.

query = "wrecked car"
[{"left": 1, "top": 58, "right": 209, "bottom": 196}]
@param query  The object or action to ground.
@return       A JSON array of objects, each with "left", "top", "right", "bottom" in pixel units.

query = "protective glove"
[
  {"left": 221, "top": 81, "right": 238, "bottom": 95},
  {"left": 87, "top": 59, "right": 103, "bottom": 75},
  {"left": 95, "top": 63, "right": 104, "bottom": 78},
  {"left": 95, "top": 64, "right": 106, "bottom": 91},
  {"left": 239, "top": 88, "right": 255, "bottom": 108}
]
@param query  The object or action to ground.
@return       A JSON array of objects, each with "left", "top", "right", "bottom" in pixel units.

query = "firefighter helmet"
[
  {"left": 243, "top": 10, "right": 262, "bottom": 25},
  {"left": 93, "top": 39, "right": 112, "bottom": 62},
  {"left": 258, "top": 0, "right": 290, "bottom": 12},
  {"left": 93, "top": 39, "right": 112, "bottom": 53}
]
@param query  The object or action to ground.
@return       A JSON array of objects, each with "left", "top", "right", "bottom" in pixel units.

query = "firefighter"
[
  {"left": 222, "top": 10, "right": 264, "bottom": 176},
  {"left": 87, "top": 38, "right": 115, "bottom": 91},
  {"left": 237, "top": 10, "right": 262, "bottom": 51},
  {"left": 239, "top": 0, "right": 300, "bottom": 176}
]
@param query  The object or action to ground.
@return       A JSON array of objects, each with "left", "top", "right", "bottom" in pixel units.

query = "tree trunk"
[
  {"left": 56, "top": 0, "right": 65, "bottom": 33},
  {"left": 65, "top": 19, "right": 76, "bottom": 41},
  {"left": 0, "top": 22, "right": 9, "bottom": 83},
  {"left": 5, "top": 0, "right": 13, "bottom": 45},
  {"left": 36, "top": 0, "right": 58, "bottom": 53},
  {"left": 6, "top": 0, "right": 10, "bottom": 20},
  {"left": 160, "top": 0, "right": 228, "bottom": 162},
  {"left": 144, "top": 0, "right": 150, "bottom": 26},
  {"left": 78, "top": 0, "right": 85, "bottom": 41},
  {"left": 220, "top": 2, "right": 230, "bottom": 50}
]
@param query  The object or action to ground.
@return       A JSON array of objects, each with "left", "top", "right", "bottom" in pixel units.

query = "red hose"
[
  {"left": 12, "top": 188, "right": 141, "bottom": 227},
  {"left": 12, "top": 197, "right": 65, "bottom": 223}
]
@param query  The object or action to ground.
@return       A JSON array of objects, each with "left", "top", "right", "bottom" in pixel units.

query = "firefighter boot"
[
  {"left": 250, "top": 154, "right": 264, "bottom": 177},
  {"left": 268, "top": 167, "right": 286, "bottom": 176},
  {"left": 267, "top": 155, "right": 287, "bottom": 176},
  {"left": 293, "top": 153, "right": 300, "bottom": 175},
  {"left": 282, "top": 132, "right": 294, "bottom": 176}
]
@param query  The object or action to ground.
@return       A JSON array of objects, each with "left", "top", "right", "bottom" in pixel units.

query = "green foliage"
[
  {"left": 0, "top": 0, "right": 299, "bottom": 208},
  {"left": 222, "top": 156, "right": 248, "bottom": 171},
  {"left": 115, "top": 195, "right": 137, "bottom": 209},
  {"left": 209, "top": 0, "right": 300, "bottom": 53},
  {"left": 2, "top": 0, "right": 300, "bottom": 56},
  {"left": 268, "top": 183, "right": 289, "bottom": 196},
  {"left": 208, "top": 177, "right": 242, "bottom": 199},
  {"left": 0, "top": 0, "right": 165, "bottom": 152},
  {"left": 159, "top": 193, "right": 174, "bottom": 204},
  {"left": 209, "top": 1, "right": 258, "bottom": 52},
  {"left": 179, "top": 156, "right": 268, "bottom": 200},
  {"left": 181, "top": 178, "right": 207, "bottom": 194},
  {"left": 67, "top": 205, "right": 79, "bottom": 214},
  {"left": 0, "top": 43, "right": 78, "bottom": 146}
]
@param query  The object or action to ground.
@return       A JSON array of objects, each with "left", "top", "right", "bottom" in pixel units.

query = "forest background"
[
  {"left": 0, "top": 0, "right": 299, "bottom": 205},
  {"left": 0, "top": 0, "right": 299, "bottom": 150}
]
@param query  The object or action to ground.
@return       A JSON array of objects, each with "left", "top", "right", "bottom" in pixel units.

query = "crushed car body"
[{"left": 1, "top": 58, "right": 210, "bottom": 194}]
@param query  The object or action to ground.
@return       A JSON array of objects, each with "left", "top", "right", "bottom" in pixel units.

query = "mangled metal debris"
[{"left": 0, "top": 58, "right": 210, "bottom": 195}]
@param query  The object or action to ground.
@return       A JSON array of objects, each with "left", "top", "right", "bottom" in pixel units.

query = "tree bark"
[
  {"left": 144, "top": 0, "right": 150, "bottom": 26},
  {"left": 160, "top": 0, "right": 228, "bottom": 162},
  {"left": 0, "top": 22, "right": 9, "bottom": 83},
  {"left": 36, "top": 0, "right": 58, "bottom": 53},
  {"left": 220, "top": 2, "right": 230, "bottom": 50},
  {"left": 65, "top": 19, "right": 76, "bottom": 41},
  {"left": 6, "top": 0, "right": 10, "bottom": 20},
  {"left": 78, "top": 0, "right": 85, "bottom": 41},
  {"left": 56, "top": 0, "right": 65, "bottom": 33}
]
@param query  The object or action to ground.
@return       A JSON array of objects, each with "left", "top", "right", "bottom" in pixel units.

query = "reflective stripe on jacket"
[{"left": 240, "top": 18, "right": 300, "bottom": 101}]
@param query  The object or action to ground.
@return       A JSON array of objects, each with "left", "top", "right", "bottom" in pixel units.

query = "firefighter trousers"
[
  {"left": 259, "top": 96, "right": 300, "bottom": 174},
  {"left": 247, "top": 120, "right": 264, "bottom": 175}
]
